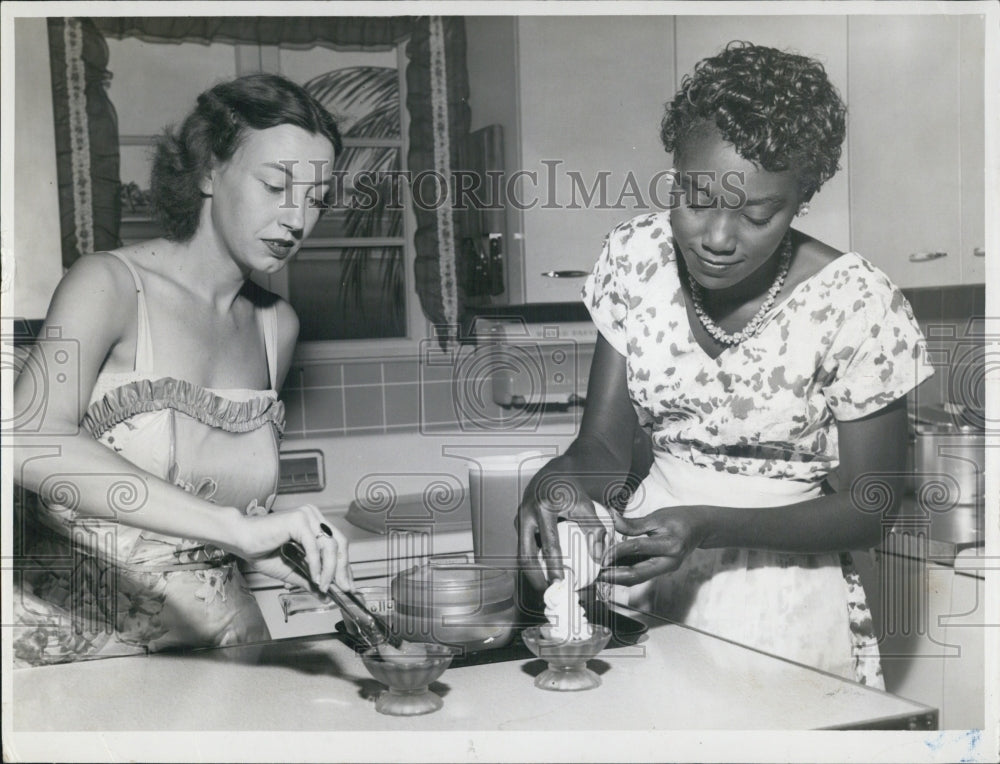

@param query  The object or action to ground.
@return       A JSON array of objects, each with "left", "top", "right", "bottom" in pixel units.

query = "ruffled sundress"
[
  {"left": 12, "top": 251, "right": 285, "bottom": 666},
  {"left": 583, "top": 212, "right": 933, "bottom": 687}
]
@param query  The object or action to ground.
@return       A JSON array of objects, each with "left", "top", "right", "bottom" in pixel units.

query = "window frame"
[
  {"left": 117, "top": 39, "right": 429, "bottom": 362},
  {"left": 254, "top": 42, "right": 428, "bottom": 361}
]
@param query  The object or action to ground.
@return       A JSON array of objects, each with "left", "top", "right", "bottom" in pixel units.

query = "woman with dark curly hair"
[
  {"left": 12, "top": 74, "right": 351, "bottom": 665},
  {"left": 518, "top": 42, "right": 931, "bottom": 685}
]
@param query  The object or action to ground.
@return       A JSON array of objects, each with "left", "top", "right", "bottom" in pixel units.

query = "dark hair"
[
  {"left": 150, "top": 73, "right": 342, "bottom": 242},
  {"left": 660, "top": 41, "right": 846, "bottom": 200}
]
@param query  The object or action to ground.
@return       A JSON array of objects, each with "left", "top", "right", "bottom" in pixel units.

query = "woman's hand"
[
  {"left": 229, "top": 504, "right": 352, "bottom": 592},
  {"left": 517, "top": 472, "right": 609, "bottom": 590},
  {"left": 599, "top": 506, "right": 711, "bottom": 586}
]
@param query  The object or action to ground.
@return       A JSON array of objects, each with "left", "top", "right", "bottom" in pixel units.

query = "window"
[{"left": 108, "top": 37, "right": 423, "bottom": 358}]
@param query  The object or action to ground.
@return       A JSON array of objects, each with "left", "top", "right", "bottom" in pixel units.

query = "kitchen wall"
[
  {"left": 278, "top": 283, "right": 983, "bottom": 440},
  {"left": 10, "top": 18, "right": 63, "bottom": 320},
  {"left": 8, "top": 14, "right": 987, "bottom": 434},
  {"left": 280, "top": 352, "right": 584, "bottom": 439},
  {"left": 903, "top": 284, "right": 987, "bottom": 414}
]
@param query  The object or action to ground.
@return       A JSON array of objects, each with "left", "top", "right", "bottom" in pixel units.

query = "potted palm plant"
[{"left": 305, "top": 66, "right": 405, "bottom": 338}]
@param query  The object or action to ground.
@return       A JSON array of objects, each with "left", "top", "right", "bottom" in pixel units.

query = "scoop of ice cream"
[
  {"left": 376, "top": 640, "right": 429, "bottom": 665},
  {"left": 541, "top": 573, "right": 592, "bottom": 642}
]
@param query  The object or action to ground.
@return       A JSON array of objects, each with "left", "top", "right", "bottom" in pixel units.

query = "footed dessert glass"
[
  {"left": 521, "top": 625, "right": 613, "bottom": 691},
  {"left": 360, "top": 643, "right": 457, "bottom": 716}
]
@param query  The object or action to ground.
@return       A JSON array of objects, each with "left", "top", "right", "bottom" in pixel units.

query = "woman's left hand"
[{"left": 598, "top": 506, "right": 711, "bottom": 586}]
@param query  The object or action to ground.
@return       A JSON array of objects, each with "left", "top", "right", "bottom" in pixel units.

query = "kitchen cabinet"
[
  {"left": 467, "top": 16, "right": 677, "bottom": 304},
  {"left": 468, "top": 15, "right": 986, "bottom": 304},
  {"left": 941, "top": 551, "right": 988, "bottom": 730},
  {"left": 958, "top": 15, "right": 987, "bottom": 284},
  {"left": 848, "top": 15, "right": 985, "bottom": 287},
  {"left": 854, "top": 540, "right": 986, "bottom": 730}
]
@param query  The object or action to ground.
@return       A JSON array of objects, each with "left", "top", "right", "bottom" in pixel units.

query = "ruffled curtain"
[
  {"left": 48, "top": 16, "right": 472, "bottom": 345},
  {"left": 91, "top": 16, "right": 412, "bottom": 50}
]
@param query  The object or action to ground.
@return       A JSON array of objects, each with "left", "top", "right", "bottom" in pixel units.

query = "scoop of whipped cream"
[
  {"left": 536, "top": 503, "right": 615, "bottom": 641},
  {"left": 541, "top": 572, "right": 592, "bottom": 642},
  {"left": 537, "top": 503, "right": 615, "bottom": 588}
]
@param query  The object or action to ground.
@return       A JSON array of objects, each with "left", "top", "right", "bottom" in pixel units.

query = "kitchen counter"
[{"left": 9, "top": 608, "right": 936, "bottom": 733}]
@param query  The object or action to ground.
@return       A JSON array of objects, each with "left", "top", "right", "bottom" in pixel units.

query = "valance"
[
  {"left": 49, "top": 16, "right": 473, "bottom": 347},
  {"left": 91, "top": 16, "right": 412, "bottom": 50}
]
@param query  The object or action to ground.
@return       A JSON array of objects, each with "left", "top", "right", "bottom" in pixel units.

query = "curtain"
[
  {"left": 92, "top": 16, "right": 412, "bottom": 50},
  {"left": 47, "top": 18, "right": 121, "bottom": 268},
  {"left": 406, "top": 17, "right": 471, "bottom": 346},
  {"left": 48, "top": 15, "right": 473, "bottom": 347}
]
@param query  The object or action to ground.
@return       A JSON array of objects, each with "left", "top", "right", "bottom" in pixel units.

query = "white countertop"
[{"left": 9, "top": 609, "right": 935, "bottom": 733}]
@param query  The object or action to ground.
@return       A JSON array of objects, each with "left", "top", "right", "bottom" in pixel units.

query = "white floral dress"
[
  {"left": 583, "top": 211, "right": 932, "bottom": 687},
  {"left": 13, "top": 251, "right": 282, "bottom": 666}
]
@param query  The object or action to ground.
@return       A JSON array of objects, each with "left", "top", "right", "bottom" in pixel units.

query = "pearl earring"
[{"left": 797, "top": 202, "right": 810, "bottom": 217}]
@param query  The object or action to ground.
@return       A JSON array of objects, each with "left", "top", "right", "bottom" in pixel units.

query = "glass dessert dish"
[
  {"left": 521, "top": 625, "right": 613, "bottom": 691},
  {"left": 360, "top": 643, "right": 457, "bottom": 716}
]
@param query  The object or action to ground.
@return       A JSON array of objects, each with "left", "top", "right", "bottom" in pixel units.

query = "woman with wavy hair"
[
  {"left": 518, "top": 42, "right": 931, "bottom": 686},
  {"left": 12, "top": 74, "right": 352, "bottom": 665}
]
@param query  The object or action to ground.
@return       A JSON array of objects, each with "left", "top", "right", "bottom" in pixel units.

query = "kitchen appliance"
[
  {"left": 909, "top": 403, "right": 985, "bottom": 540},
  {"left": 278, "top": 540, "right": 402, "bottom": 649},
  {"left": 467, "top": 303, "right": 597, "bottom": 408},
  {"left": 254, "top": 420, "right": 577, "bottom": 639},
  {"left": 391, "top": 561, "right": 519, "bottom": 652},
  {"left": 460, "top": 124, "right": 505, "bottom": 299},
  {"left": 467, "top": 450, "right": 550, "bottom": 564}
]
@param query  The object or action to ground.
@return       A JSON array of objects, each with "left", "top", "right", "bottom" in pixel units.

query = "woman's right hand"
[
  {"left": 516, "top": 471, "right": 608, "bottom": 591},
  {"left": 228, "top": 504, "right": 352, "bottom": 592}
]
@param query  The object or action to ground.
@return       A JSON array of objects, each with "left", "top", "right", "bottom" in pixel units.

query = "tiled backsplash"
[
  {"left": 281, "top": 352, "right": 585, "bottom": 439},
  {"left": 280, "top": 284, "right": 984, "bottom": 440}
]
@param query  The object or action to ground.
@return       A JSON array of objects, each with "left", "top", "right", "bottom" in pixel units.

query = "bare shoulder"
[
  {"left": 40, "top": 250, "right": 143, "bottom": 356},
  {"left": 50, "top": 250, "right": 137, "bottom": 316},
  {"left": 273, "top": 296, "right": 300, "bottom": 348},
  {"left": 242, "top": 281, "right": 300, "bottom": 347},
  {"left": 788, "top": 229, "right": 843, "bottom": 287}
]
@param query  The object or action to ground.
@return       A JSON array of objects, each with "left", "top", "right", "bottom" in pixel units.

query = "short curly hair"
[
  {"left": 661, "top": 41, "right": 846, "bottom": 200},
  {"left": 150, "top": 74, "right": 342, "bottom": 242}
]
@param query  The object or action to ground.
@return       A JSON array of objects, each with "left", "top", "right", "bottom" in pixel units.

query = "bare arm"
[
  {"left": 603, "top": 397, "right": 908, "bottom": 585},
  {"left": 12, "top": 255, "right": 345, "bottom": 590},
  {"left": 272, "top": 297, "right": 300, "bottom": 391},
  {"left": 517, "top": 333, "right": 638, "bottom": 587},
  {"left": 699, "top": 396, "right": 908, "bottom": 551}
]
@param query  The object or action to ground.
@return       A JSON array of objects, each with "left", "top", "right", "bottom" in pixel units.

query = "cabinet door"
[
  {"left": 516, "top": 16, "right": 676, "bottom": 303},
  {"left": 864, "top": 549, "right": 953, "bottom": 713},
  {"left": 959, "top": 14, "right": 986, "bottom": 284},
  {"left": 940, "top": 569, "right": 986, "bottom": 729},
  {"left": 674, "top": 16, "right": 851, "bottom": 254},
  {"left": 848, "top": 16, "right": 963, "bottom": 288}
]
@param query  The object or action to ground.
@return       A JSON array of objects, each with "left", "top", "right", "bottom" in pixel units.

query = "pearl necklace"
[{"left": 688, "top": 233, "right": 793, "bottom": 346}]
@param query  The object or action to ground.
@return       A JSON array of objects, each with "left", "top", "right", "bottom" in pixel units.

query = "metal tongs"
[{"left": 279, "top": 539, "right": 402, "bottom": 649}]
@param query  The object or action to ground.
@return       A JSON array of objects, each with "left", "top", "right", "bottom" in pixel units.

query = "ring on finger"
[{"left": 315, "top": 522, "right": 334, "bottom": 541}]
